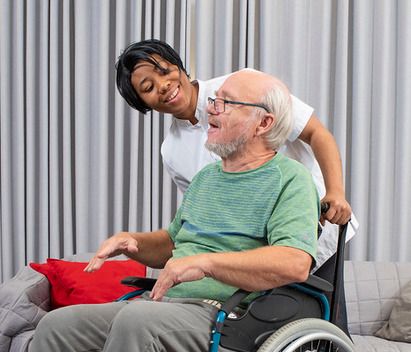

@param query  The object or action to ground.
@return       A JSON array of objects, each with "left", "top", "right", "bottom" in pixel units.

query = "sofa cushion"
[
  {"left": 374, "top": 280, "right": 411, "bottom": 342},
  {"left": 345, "top": 261, "right": 411, "bottom": 336},
  {"left": 9, "top": 330, "right": 34, "bottom": 352},
  {"left": 30, "top": 259, "right": 146, "bottom": 309},
  {"left": 352, "top": 335, "right": 411, "bottom": 352}
]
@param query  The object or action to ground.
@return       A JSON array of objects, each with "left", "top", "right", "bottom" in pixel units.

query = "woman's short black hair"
[{"left": 116, "top": 39, "right": 189, "bottom": 114}]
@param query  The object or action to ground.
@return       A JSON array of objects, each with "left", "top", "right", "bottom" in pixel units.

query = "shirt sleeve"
[
  {"left": 267, "top": 166, "right": 319, "bottom": 265},
  {"left": 166, "top": 207, "right": 183, "bottom": 242},
  {"left": 288, "top": 94, "right": 315, "bottom": 142}
]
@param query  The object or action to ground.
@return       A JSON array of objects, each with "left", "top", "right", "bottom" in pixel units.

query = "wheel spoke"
[{"left": 257, "top": 318, "right": 356, "bottom": 352}]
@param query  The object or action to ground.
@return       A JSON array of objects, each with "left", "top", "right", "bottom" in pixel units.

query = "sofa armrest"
[{"left": 0, "top": 266, "right": 50, "bottom": 350}]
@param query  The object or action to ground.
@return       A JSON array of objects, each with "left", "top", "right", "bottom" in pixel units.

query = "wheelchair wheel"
[{"left": 257, "top": 318, "right": 356, "bottom": 352}]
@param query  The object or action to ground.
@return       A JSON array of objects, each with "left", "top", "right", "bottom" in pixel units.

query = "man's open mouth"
[{"left": 208, "top": 120, "right": 219, "bottom": 130}]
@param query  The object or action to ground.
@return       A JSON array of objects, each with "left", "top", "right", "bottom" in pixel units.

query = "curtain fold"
[
  {"left": 1, "top": 0, "right": 410, "bottom": 283},
  {"left": 394, "top": 0, "right": 411, "bottom": 261},
  {"left": 1, "top": 0, "right": 30, "bottom": 278}
]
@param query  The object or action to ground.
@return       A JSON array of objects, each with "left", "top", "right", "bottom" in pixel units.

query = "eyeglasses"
[{"left": 208, "top": 97, "right": 270, "bottom": 114}]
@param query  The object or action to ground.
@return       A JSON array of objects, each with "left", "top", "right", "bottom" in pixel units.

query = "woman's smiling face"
[{"left": 131, "top": 55, "right": 197, "bottom": 120}]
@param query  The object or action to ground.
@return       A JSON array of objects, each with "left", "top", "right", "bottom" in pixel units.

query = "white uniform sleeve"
[{"left": 288, "top": 94, "right": 314, "bottom": 142}]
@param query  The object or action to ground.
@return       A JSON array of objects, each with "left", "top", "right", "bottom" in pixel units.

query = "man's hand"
[
  {"left": 84, "top": 232, "right": 139, "bottom": 273},
  {"left": 150, "top": 255, "right": 208, "bottom": 301},
  {"left": 320, "top": 194, "right": 351, "bottom": 226}
]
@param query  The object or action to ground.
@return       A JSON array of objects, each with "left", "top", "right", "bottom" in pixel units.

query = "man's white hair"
[{"left": 253, "top": 80, "right": 294, "bottom": 151}]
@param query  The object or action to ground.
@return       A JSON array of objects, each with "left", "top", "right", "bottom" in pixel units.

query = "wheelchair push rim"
[{"left": 257, "top": 318, "right": 356, "bottom": 352}]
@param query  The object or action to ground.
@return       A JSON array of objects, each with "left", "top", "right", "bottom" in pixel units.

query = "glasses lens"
[
  {"left": 208, "top": 98, "right": 219, "bottom": 112},
  {"left": 215, "top": 98, "right": 225, "bottom": 113}
]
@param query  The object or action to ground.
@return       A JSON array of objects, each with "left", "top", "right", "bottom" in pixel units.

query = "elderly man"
[{"left": 29, "top": 70, "right": 319, "bottom": 352}]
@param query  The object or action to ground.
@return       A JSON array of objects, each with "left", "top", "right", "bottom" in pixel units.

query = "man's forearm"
[
  {"left": 127, "top": 229, "right": 175, "bottom": 268},
  {"left": 85, "top": 229, "right": 174, "bottom": 273},
  {"left": 150, "top": 245, "right": 313, "bottom": 301},
  {"left": 204, "top": 246, "right": 312, "bottom": 292}
]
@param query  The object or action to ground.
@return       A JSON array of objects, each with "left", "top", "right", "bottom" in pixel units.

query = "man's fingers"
[
  {"left": 84, "top": 255, "right": 107, "bottom": 273},
  {"left": 150, "top": 278, "right": 173, "bottom": 302}
]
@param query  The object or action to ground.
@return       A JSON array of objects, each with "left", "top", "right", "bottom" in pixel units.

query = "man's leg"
[
  {"left": 30, "top": 295, "right": 234, "bottom": 352},
  {"left": 29, "top": 301, "right": 127, "bottom": 352},
  {"left": 103, "top": 298, "right": 233, "bottom": 352}
]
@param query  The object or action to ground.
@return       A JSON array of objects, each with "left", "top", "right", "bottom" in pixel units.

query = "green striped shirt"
[{"left": 166, "top": 153, "right": 319, "bottom": 301}]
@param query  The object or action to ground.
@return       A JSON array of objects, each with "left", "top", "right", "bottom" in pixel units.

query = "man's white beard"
[{"left": 205, "top": 135, "right": 248, "bottom": 158}]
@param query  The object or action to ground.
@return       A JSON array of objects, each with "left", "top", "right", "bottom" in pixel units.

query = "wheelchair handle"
[{"left": 321, "top": 202, "right": 330, "bottom": 214}]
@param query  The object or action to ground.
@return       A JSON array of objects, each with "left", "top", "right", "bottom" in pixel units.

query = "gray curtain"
[{"left": 1, "top": 0, "right": 410, "bottom": 283}]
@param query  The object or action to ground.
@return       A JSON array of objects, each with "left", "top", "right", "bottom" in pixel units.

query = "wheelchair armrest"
[
  {"left": 302, "top": 274, "right": 333, "bottom": 292},
  {"left": 121, "top": 277, "right": 157, "bottom": 290}
]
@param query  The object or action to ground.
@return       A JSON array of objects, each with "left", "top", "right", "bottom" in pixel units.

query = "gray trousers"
[{"left": 28, "top": 292, "right": 233, "bottom": 352}]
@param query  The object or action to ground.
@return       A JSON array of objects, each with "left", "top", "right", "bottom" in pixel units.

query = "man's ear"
[{"left": 255, "top": 113, "right": 275, "bottom": 136}]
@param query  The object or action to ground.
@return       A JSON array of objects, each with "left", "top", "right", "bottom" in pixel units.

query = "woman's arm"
[{"left": 298, "top": 115, "right": 351, "bottom": 225}]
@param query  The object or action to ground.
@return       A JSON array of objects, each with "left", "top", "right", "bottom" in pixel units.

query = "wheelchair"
[{"left": 118, "top": 204, "right": 356, "bottom": 352}]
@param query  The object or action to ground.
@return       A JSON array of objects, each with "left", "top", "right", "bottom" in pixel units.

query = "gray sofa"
[
  {"left": 1, "top": 258, "right": 410, "bottom": 352},
  {"left": 345, "top": 261, "right": 411, "bottom": 351}
]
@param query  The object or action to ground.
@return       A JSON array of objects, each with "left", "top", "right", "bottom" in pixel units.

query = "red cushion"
[{"left": 30, "top": 259, "right": 146, "bottom": 310}]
